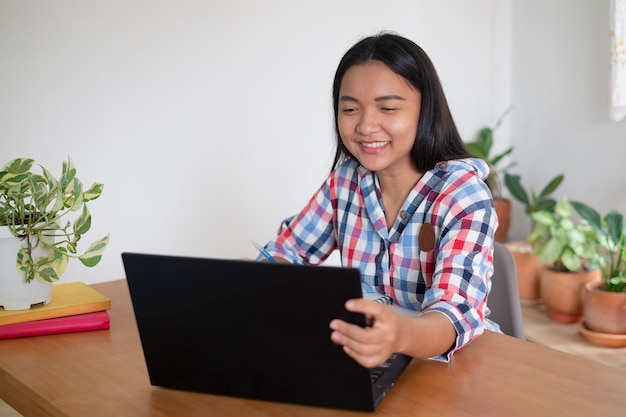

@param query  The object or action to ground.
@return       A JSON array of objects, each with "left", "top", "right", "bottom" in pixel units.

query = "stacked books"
[{"left": 0, "top": 282, "right": 111, "bottom": 339}]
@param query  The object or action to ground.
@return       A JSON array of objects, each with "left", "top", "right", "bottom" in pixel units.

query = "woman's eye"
[
  {"left": 342, "top": 107, "right": 358, "bottom": 113},
  {"left": 381, "top": 107, "right": 397, "bottom": 112}
]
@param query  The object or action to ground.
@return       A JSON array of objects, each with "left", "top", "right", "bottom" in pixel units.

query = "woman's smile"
[{"left": 360, "top": 141, "right": 390, "bottom": 152}]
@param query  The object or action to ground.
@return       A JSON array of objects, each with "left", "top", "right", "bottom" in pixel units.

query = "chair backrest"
[{"left": 488, "top": 242, "right": 526, "bottom": 340}]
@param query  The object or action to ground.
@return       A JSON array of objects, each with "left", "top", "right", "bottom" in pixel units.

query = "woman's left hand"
[{"left": 329, "top": 298, "right": 403, "bottom": 368}]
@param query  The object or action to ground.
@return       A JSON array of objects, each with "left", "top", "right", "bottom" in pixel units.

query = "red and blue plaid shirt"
[{"left": 260, "top": 157, "right": 499, "bottom": 360}]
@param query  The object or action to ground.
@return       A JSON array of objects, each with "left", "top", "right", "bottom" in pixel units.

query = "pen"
[
  {"left": 374, "top": 295, "right": 393, "bottom": 305},
  {"left": 252, "top": 241, "right": 278, "bottom": 263}
]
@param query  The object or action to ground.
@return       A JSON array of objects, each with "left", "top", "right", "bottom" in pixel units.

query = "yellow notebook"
[{"left": 0, "top": 282, "right": 111, "bottom": 326}]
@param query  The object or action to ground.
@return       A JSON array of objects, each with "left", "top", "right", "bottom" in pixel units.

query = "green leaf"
[
  {"left": 40, "top": 166, "right": 60, "bottom": 208},
  {"left": 477, "top": 127, "right": 493, "bottom": 152},
  {"left": 561, "top": 218, "right": 575, "bottom": 231},
  {"left": 571, "top": 201, "right": 603, "bottom": 235},
  {"left": 608, "top": 275, "right": 626, "bottom": 286},
  {"left": 531, "top": 211, "right": 555, "bottom": 226},
  {"left": 504, "top": 173, "right": 529, "bottom": 205},
  {"left": 37, "top": 267, "right": 59, "bottom": 283},
  {"left": 533, "top": 199, "right": 557, "bottom": 213},
  {"left": 538, "top": 174, "right": 564, "bottom": 199},
  {"left": 50, "top": 251, "right": 69, "bottom": 278},
  {"left": 490, "top": 147, "right": 514, "bottom": 169},
  {"left": 465, "top": 142, "right": 488, "bottom": 160},
  {"left": 554, "top": 196, "right": 573, "bottom": 218},
  {"left": 73, "top": 205, "right": 92, "bottom": 235},
  {"left": 540, "top": 237, "right": 564, "bottom": 264},
  {"left": 49, "top": 194, "right": 64, "bottom": 215},
  {"left": 67, "top": 241, "right": 77, "bottom": 253},
  {"left": 60, "top": 157, "right": 77, "bottom": 192},
  {"left": 0, "top": 171, "right": 31, "bottom": 188},
  {"left": 16, "top": 247, "right": 32, "bottom": 281},
  {"left": 5, "top": 158, "right": 35, "bottom": 174},
  {"left": 83, "top": 183, "right": 104, "bottom": 201},
  {"left": 78, "top": 234, "right": 110, "bottom": 267},
  {"left": 528, "top": 225, "right": 545, "bottom": 244},
  {"left": 561, "top": 249, "right": 582, "bottom": 272},
  {"left": 605, "top": 210, "right": 624, "bottom": 249},
  {"left": 80, "top": 255, "right": 102, "bottom": 268},
  {"left": 65, "top": 178, "right": 84, "bottom": 211},
  {"left": 32, "top": 179, "right": 49, "bottom": 210}
]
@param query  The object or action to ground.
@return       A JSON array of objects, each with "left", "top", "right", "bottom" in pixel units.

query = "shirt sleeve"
[
  {"left": 421, "top": 169, "right": 498, "bottom": 361},
  {"left": 260, "top": 174, "right": 338, "bottom": 265}
]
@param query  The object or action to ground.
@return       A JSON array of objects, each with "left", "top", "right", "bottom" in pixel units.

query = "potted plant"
[
  {"left": 502, "top": 172, "right": 564, "bottom": 303},
  {"left": 0, "top": 157, "right": 109, "bottom": 310},
  {"left": 465, "top": 108, "right": 514, "bottom": 243},
  {"left": 572, "top": 202, "right": 626, "bottom": 346},
  {"left": 528, "top": 196, "right": 602, "bottom": 323}
]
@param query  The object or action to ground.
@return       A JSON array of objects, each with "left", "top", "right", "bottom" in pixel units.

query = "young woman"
[{"left": 258, "top": 33, "right": 499, "bottom": 367}]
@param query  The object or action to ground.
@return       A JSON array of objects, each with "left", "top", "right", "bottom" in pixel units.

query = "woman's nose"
[{"left": 356, "top": 109, "right": 381, "bottom": 135}]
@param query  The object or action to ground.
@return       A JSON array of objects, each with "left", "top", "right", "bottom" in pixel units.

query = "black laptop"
[{"left": 122, "top": 253, "right": 412, "bottom": 411}]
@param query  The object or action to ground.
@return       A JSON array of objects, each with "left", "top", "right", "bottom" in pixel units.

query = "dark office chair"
[{"left": 488, "top": 242, "right": 526, "bottom": 340}]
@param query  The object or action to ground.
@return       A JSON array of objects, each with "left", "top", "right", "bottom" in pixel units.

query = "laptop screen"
[{"left": 123, "top": 253, "right": 389, "bottom": 411}]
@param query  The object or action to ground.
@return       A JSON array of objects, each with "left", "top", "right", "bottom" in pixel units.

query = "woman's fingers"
[{"left": 329, "top": 299, "right": 399, "bottom": 367}]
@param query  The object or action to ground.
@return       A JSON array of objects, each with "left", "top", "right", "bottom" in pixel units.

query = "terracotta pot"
[
  {"left": 540, "top": 267, "right": 601, "bottom": 323},
  {"left": 505, "top": 241, "right": 543, "bottom": 304},
  {"left": 494, "top": 198, "right": 511, "bottom": 243},
  {"left": 583, "top": 282, "right": 626, "bottom": 334}
]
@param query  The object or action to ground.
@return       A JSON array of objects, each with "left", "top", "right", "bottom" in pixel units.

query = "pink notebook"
[{"left": 0, "top": 310, "right": 110, "bottom": 339}]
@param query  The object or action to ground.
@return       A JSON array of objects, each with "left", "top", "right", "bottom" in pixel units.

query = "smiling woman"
[{"left": 256, "top": 33, "right": 500, "bottom": 368}]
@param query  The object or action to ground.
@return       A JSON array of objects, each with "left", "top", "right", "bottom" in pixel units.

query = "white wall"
[
  {"left": 0, "top": 0, "right": 511, "bottom": 284},
  {"left": 509, "top": 0, "right": 626, "bottom": 239}
]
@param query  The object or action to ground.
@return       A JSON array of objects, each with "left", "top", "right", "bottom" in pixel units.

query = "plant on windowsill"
[
  {"left": 0, "top": 157, "right": 110, "bottom": 310},
  {"left": 464, "top": 108, "right": 514, "bottom": 243},
  {"left": 571, "top": 202, "right": 626, "bottom": 346},
  {"left": 501, "top": 172, "right": 565, "bottom": 303},
  {"left": 528, "top": 195, "right": 602, "bottom": 323}
]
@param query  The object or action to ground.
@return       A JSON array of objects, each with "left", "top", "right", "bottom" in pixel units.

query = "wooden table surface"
[
  {"left": 1, "top": 279, "right": 625, "bottom": 417},
  {"left": 522, "top": 303, "right": 626, "bottom": 368}
]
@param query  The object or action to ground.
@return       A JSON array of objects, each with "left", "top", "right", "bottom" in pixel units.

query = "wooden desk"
[{"left": 1, "top": 280, "right": 625, "bottom": 417}]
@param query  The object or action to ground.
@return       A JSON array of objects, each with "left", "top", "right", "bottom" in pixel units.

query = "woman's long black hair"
[{"left": 331, "top": 33, "right": 471, "bottom": 172}]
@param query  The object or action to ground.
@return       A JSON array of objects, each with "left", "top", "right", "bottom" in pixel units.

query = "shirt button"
[
  {"left": 438, "top": 162, "right": 448, "bottom": 169},
  {"left": 399, "top": 210, "right": 407, "bottom": 219}
]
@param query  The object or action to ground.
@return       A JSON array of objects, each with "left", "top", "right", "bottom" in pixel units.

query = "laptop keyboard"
[
  {"left": 370, "top": 353, "right": 398, "bottom": 383},
  {"left": 370, "top": 368, "right": 385, "bottom": 383}
]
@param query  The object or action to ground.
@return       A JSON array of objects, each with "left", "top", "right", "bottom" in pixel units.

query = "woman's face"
[{"left": 337, "top": 60, "right": 421, "bottom": 176}]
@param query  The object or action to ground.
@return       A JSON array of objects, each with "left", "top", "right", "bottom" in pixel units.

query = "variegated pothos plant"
[{"left": 0, "top": 157, "right": 109, "bottom": 283}]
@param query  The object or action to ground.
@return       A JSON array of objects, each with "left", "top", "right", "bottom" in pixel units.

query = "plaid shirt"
[{"left": 261, "top": 157, "right": 499, "bottom": 360}]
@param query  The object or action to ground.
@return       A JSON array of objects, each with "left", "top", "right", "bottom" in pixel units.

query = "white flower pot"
[{"left": 0, "top": 226, "right": 52, "bottom": 310}]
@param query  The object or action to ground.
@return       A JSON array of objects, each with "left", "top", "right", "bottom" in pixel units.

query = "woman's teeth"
[{"left": 362, "top": 142, "right": 389, "bottom": 148}]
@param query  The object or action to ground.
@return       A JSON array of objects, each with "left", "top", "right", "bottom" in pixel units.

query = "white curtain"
[{"left": 610, "top": 0, "right": 626, "bottom": 121}]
